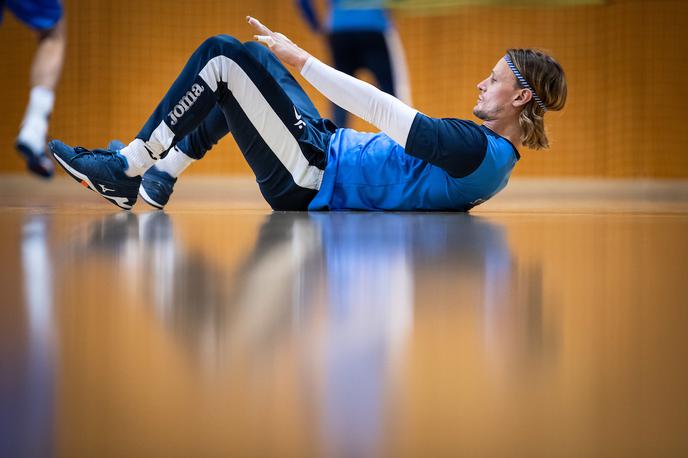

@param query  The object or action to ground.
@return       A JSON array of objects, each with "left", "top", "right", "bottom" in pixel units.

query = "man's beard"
[{"left": 473, "top": 105, "right": 502, "bottom": 121}]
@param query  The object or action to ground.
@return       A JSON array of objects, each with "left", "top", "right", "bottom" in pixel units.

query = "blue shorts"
[{"left": 0, "top": 0, "right": 63, "bottom": 31}]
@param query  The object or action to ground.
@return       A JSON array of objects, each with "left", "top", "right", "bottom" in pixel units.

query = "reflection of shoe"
[
  {"left": 16, "top": 140, "right": 55, "bottom": 179},
  {"left": 139, "top": 165, "right": 177, "bottom": 210},
  {"left": 86, "top": 212, "right": 139, "bottom": 252},
  {"left": 48, "top": 140, "right": 140, "bottom": 210},
  {"left": 140, "top": 211, "right": 173, "bottom": 244}
]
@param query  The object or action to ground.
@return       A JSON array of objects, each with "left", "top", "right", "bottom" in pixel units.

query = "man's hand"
[{"left": 247, "top": 16, "right": 311, "bottom": 71}]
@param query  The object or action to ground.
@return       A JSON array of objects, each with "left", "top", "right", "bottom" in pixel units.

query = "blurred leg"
[
  {"left": 15, "top": 10, "right": 65, "bottom": 178},
  {"left": 327, "top": 32, "right": 360, "bottom": 128}
]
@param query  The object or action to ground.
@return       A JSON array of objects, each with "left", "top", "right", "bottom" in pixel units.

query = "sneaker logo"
[
  {"left": 293, "top": 106, "right": 306, "bottom": 130},
  {"left": 168, "top": 83, "right": 205, "bottom": 127},
  {"left": 99, "top": 184, "right": 116, "bottom": 193}
]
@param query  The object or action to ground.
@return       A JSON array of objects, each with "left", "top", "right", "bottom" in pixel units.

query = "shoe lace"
[{"left": 72, "top": 146, "right": 122, "bottom": 163}]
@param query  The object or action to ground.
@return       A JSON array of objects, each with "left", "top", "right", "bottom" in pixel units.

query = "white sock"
[
  {"left": 17, "top": 86, "right": 55, "bottom": 153},
  {"left": 155, "top": 146, "right": 194, "bottom": 178},
  {"left": 120, "top": 139, "right": 157, "bottom": 177}
]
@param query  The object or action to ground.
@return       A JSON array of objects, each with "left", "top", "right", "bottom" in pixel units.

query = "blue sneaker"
[
  {"left": 16, "top": 140, "right": 55, "bottom": 179},
  {"left": 139, "top": 165, "right": 177, "bottom": 209},
  {"left": 108, "top": 139, "right": 176, "bottom": 209},
  {"left": 48, "top": 140, "right": 141, "bottom": 210}
]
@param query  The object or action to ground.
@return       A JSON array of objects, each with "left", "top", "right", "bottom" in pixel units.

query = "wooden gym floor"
[{"left": 2, "top": 175, "right": 687, "bottom": 456}]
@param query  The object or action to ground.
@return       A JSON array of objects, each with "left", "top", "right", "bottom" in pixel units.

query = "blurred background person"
[
  {"left": 2, "top": 0, "right": 65, "bottom": 178},
  {"left": 297, "top": 0, "right": 411, "bottom": 128}
]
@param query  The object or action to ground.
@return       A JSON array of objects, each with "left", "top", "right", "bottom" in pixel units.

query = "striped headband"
[{"left": 503, "top": 54, "right": 547, "bottom": 112}]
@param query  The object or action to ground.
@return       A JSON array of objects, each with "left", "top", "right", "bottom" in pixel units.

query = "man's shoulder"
[
  {"left": 479, "top": 125, "right": 520, "bottom": 159},
  {"left": 409, "top": 115, "right": 487, "bottom": 150}
]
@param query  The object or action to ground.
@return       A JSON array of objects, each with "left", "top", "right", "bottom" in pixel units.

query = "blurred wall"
[{"left": 0, "top": 0, "right": 685, "bottom": 177}]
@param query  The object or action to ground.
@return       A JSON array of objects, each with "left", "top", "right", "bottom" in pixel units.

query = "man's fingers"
[
  {"left": 254, "top": 35, "right": 276, "bottom": 48},
  {"left": 274, "top": 32, "right": 292, "bottom": 44},
  {"left": 247, "top": 16, "right": 272, "bottom": 36}
]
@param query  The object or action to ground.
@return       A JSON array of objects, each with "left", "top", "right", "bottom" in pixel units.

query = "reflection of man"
[
  {"left": 2, "top": 0, "right": 66, "bottom": 178},
  {"left": 156, "top": 212, "right": 516, "bottom": 456},
  {"left": 69, "top": 211, "right": 546, "bottom": 456}
]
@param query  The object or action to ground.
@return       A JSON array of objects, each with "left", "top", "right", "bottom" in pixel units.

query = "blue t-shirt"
[
  {"left": 1, "top": 0, "right": 63, "bottom": 30},
  {"left": 308, "top": 114, "right": 520, "bottom": 211},
  {"left": 297, "top": 0, "right": 389, "bottom": 33}
]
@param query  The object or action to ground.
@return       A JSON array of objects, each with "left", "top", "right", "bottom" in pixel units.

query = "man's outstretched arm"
[{"left": 248, "top": 16, "right": 418, "bottom": 147}]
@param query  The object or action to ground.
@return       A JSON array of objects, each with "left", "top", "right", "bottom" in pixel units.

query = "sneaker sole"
[
  {"left": 138, "top": 185, "right": 165, "bottom": 210},
  {"left": 51, "top": 151, "right": 134, "bottom": 210},
  {"left": 16, "top": 142, "right": 54, "bottom": 179}
]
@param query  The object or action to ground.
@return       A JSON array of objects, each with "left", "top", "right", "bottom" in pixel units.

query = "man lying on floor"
[{"left": 49, "top": 16, "right": 567, "bottom": 211}]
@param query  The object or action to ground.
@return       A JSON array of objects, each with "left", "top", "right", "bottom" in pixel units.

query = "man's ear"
[{"left": 513, "top": 88, "right": 532, "bottom": 108}]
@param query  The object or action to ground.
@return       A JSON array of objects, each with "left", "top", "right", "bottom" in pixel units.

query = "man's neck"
[{"left": 483, "top": 119, "right": 522, "bottom": 147}]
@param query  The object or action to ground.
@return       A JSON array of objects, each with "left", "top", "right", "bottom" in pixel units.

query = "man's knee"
[
  {"left": 243, "top": 41, "right": 287, "bottom": 74},
  {"left": 37, "top": 17, "right": 65, "bottom": 41},
  {"left": 243, "top": 40, "right": 272, "bottom": 58},
  {"left": 200, "top": 34, "right": 244, "bottom": 56}
]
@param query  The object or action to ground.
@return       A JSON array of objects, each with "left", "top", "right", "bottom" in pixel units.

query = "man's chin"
[{"left": 473, "top": 108, "right": 490, "bottom": 121}]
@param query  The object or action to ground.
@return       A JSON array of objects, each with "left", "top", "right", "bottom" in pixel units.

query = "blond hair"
[{"left": 506, "top": 49, "right": 567, "bottom": 150}]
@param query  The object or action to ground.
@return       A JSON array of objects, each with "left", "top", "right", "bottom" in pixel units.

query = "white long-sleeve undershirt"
[{"left": 300, "top": 56, "right": 418, "bottom": 147}]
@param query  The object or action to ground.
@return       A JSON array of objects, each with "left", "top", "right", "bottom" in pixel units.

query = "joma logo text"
[{"left": 168, "top": 83, "right": 205, "bottom": 126}]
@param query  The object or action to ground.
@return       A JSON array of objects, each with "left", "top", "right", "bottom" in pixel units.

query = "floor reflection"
[
  {"left": 60, "top": 210, "right": 550, "bottom": 456},
  {"left": 2, "top": 180, "right": 686, "bottom": 455},
  {"left": 1, "top": 215, "right": 55, "bottom": 457}
]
